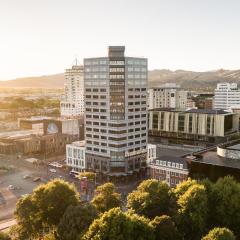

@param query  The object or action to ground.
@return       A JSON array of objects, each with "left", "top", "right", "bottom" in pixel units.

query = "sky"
[{"left": 0, "top": 0, "right": 240, "bottom": 80}]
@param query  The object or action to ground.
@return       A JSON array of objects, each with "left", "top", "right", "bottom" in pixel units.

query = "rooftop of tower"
[{"left": 108, "top": 46, "right": 125, "bottom": 58}]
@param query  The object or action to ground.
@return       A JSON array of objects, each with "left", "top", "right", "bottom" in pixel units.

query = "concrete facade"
[
  {"left": 66, "top": 141, "right": 86, "bottom": 172},
  {"left": 60, "top": 64, "right": 84, "bottom": 117},
  {"left": 84, "top": 46, "right": 148, "bottom": 177},
  {"left": 149, "top": 108, "right": 239, "bottom": 143},
  {"left": 148, "top": 83, "right": 187, "bottom": 110},
  {"left": 214, "top": 83, "right": 240, "bottom": 110},
  {"left": 147, "top": 144, "right": 156, "bottom": 166}
]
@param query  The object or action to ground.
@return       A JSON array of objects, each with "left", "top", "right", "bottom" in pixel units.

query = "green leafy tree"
[
  {"left": 81, "top": 208, "right": 154, "bottom": 240},
  {"left": 174, "top": 178, "right": 197, "bottom": 198},
  {"left": 57, "top": 203, "right": 98, "bottom": 240},
  {"left": 176, "top": 184, "right": 208, "bottom": 240},
  {"left": 127, "top": 179, "right": 175, "bottom": 218},
  {"left": 78, "top": 172, "right": 96, "bottom": 182},
  {"left": 14, "top": 194, "right": 42, "bottom": 239},
  {"left": 210, "top": 176, "right": 240, "bottom": 236},
  {"left": 42, "top": 232, "right": 57, "bottom": 240},
  {"left": 15, "top": 179, "right": 79, "bottom": 239},
  {"left": 150, "top": 215, "right": 180, "bottom": 240},
  {"left": 202, "top": 227, "right": 235, "bottom": 240},
  {"left": 0, "top": 232, "right": 11, "bottom": 240},
  {"left": 91, "top": 182, "right": 121, "bottom": 213}
]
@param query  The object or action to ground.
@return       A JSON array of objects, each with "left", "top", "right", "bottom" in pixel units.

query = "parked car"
[
  {"left": 49, "top": 168, "right": 57, "bottom": 173},
  {"left": 23, "top": 175, "right": 31, "bottom": 179},
  {"left": 33, "top": 177, "right": 41, "bottom": 182},
  {"left": 8, "top": 185, "right": 15, "bottom": 190},
  {"left": 69, "top": 170, "right": 79, "bottom": 178},
  {"left": 48, "top": 162, "right": 63, "bottom": 168}
]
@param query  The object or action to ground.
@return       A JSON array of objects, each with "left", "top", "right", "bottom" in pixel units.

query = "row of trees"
[
  {"left": 3, "top": 175, "right": 240, "bottom": 240},
  {"left": 0, "top": 97, "right": 60, "bottom": 110}
]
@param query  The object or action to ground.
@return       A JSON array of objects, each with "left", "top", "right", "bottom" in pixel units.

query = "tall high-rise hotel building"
[
  {"left": 84, "top": 46, "right": 148, "bottom": 177},
  {"left": 60, "top": 63, "right": 84, "bottom": 117}
]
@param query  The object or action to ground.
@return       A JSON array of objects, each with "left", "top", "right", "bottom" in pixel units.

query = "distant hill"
[
  {"left": 1, "top": 69, "right": 240, "bottom": 90},
  {"left": 148, "top": 69, "right": 240, "bottom": 90},
  {"left": 0, "top": 73, "right": 65, "bottom": 88}
]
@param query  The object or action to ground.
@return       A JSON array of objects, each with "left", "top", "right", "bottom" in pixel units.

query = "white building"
[
  {"left": 148, "top": 83, "right": 188, "bottom": 110},
  {"left": 60, "top": 63, "right": 84, "bottom": 117},
  {"left": 214, "top": 83, "right": 240, "bottom": 110},
  {"left": 84, "top": 46, "right": 148, "bottom": 177},
  {"left": 147, "top": 144, "right": 156, "bottom": 166},
  {"left": 66, "top": 141, "right": 86, "bottom": 172}
]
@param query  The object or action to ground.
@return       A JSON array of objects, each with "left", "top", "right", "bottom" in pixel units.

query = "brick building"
[{"left": 150, "top": 156, "right": 189, "bottom": 187}]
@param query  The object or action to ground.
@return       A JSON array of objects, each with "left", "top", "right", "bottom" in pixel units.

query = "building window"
[{"left": 178, "top": 114, "right": 185, "bottom": 132}]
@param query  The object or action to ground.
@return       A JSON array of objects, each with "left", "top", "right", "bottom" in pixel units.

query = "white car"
[
  {"left": 48, "top": 162, "right": 63, "bottom": 168},
  {"left": 8, "top": 185, "right": 15, "bottom": 190},
  {"left": 49, "top": 168, "right": 57, "bottom": 173},
  {"left": 54, "top": 162, "right": 63, "bottom": 168},
  {"left": 23, "top": 175, "right": 30, "bottom": 179}
]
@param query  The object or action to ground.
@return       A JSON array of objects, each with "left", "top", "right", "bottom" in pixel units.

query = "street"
[
  {"left": 0, "top": 154, "right": 79, "bottom": 222},
  {"left": 0, "top": 144, "right": 192, "bottom": 224}
]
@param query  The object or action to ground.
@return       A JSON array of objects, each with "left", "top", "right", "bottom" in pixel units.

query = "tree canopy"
[
  {"left": 209, "top": 176, "right": 240, "bottom": 236},
  {"left": 0, "top": 232, "right": 11, "bottom": 240},
  {"left": 176, "top": 183, "right": 208, "bottom": 240},
  {"left": 81, "top": 207, "right": 154, "bottom": 240},
  {"left": 91, "top": 182, "right": 121, "bottom": 213},
  {"left": 14, "top": 179, "right": 79, "bottom": 239},
  {"left": 202, "top": 227, "right": 236, "bottom": 240},
  {"left": 78, "top": 172, "right": 96, "bottom": 182},
  {"left": 11, "top": 176, "right": 240, "bottom": 240},
  {"left": 174, "top": 178, "right": 197, "bottom": 198},
  {"left": 127, "top": 179, "right": 175, "bottom": 218},
  {"left": 150, "top": 215, "right": 180, "bottom": 240},
  {"left": 57, "top": 203, "right": 98, "bottom": 240}
]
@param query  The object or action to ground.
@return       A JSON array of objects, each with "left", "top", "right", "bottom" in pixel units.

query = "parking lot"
[{"left": 0, "top": 154, "right": 78, "bottom": 221}]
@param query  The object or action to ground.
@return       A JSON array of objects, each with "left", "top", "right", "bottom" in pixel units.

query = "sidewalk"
[{"left": 0, "top": 218, "right": 16, "bottom": 231}]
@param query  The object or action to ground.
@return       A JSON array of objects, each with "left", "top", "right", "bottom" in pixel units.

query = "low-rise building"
[
  {"left": 41, "top": 133, "right": 77, "bottom": 156},
  {"left": 66, "top": 141, "right": 86, "bottom": 172},
  {"left": 149, "top": 108, "right": 239, "bottom": 144},
  {"left": 150, "top": 156, "right": 188, "bottom": 187},
  {"left": 18, "top": 116, "right": 51, "bottom": 132},
  {"left": 0, "top": 129, "right": 42, "bottom": 155},
  {"left": 185, "top": 140, "right": 240, "bottom": 181},
  {"left": 15, "top": 136, "right": 41, "bottom": 154},
  {"left": 0, "top": 142, "right": 16, "bottom": 154},
  {"left": 186, "top": 98, "right": 196, "bottom": 109},
  {"left": 191, "top": 93, "right": 214, "bottom": 110},
  {"left": 43, "top": 117, "right": 84, "bottom": 140}
]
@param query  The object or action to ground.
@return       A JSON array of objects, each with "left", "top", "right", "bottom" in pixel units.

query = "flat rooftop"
[
  {"left": 188, "top": 150, "right": 240, "bottom": 170},
  {"left": 0, "top": 129, "right": 42, "bottom": 139},
  {"left": 149, "top": 108, "right": 184, "bottom": 112},
  {"left": 68, "top": 141, "right": 85, "bottom": 147},
  {"left": 227, "top": 143, "right": 240, "bottom": 150},
  {"left": 21, "top": 116, "right": 52, "bottom": 121},
  {"left": 185, "top": 109, "right": 228, "bottom": 115},
  {"left": 149, "top": 108, "right": 230, "bottom": 115}
]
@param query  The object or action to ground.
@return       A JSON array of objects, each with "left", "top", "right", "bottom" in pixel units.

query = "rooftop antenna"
[{"left": 72, "top": 55, "right": 80, "bottom": 66}]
